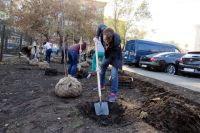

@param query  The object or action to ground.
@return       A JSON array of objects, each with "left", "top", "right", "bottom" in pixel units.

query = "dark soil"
[
  {"left": 131, "top": 77, "right": 200, "bottom": 133},
  {"left": 0, "top": 61, "right": 200, "bottom": 133},
  {"left": 78, "top": 102, "right": 126, "bottom": 126}
]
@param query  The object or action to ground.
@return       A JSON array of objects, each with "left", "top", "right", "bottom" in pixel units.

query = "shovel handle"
[{"left": 94, "top": 40, "right": 102, "bottom": 103}]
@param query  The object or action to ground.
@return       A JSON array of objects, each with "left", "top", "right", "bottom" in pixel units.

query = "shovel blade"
[{"left": 94, "top": 102, "right": 109, "bottom": 116}]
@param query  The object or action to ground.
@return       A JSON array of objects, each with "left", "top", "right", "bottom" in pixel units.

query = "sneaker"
[
  {"left": 93, "top": 86, "right": 106, "bottom": 91},
  {"left": 108, "top": 93, "right": 117, "bottom": 102}
]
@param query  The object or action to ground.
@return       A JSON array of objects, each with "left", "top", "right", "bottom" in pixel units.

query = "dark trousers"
[
  {"left": 45, "top": 49, "right": 52, "bottom": 63},
  {"left": 68, "top": 49, "right": 78, "bottom": 77},
  {"left": 61, "top": 48, "right": 67, "bottom": 63}
]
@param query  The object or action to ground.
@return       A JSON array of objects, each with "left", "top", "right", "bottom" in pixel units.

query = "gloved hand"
[{"left": 93, "top": 37, "right": 98, "bottom": 43}]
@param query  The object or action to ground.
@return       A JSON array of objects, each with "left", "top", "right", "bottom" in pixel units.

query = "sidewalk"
[{"left": 123, "top": 65, "right": 200, "bottom": 93}]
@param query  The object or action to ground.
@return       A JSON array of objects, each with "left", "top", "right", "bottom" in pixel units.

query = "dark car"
[
  {"left": 178, "top": 51, "right": 200, "bottom": 75},
  {"left": 5, "top": 43, "right": 20, "bottom": 54},
  {"left": 139, "top": 52, "right": 184, "bottom": 75},
  {"left": 6, "top": 43, "right": 19, "bottom": 50},
  {"left": 123, "top": 40, "right": 180, "bottom": 66}
]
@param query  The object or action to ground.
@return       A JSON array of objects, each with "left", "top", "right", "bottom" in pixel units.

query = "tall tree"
[
  {"left": 64, "top": 0, "right": 102, "bottom": 44},
  {"left": 0, "top": 0, "right": 7, "bottom": 20},
  {"left": 10, "top": 0, "right": 102, "bottom": 45},
  {"left": 0, "top": 0, "right": 5, "bottom": 11},
  {"left": 106, "top": 0, "right": 151, "bottom": 46},
  {"left": 11, "top": 0, "right": 60, "bottom": 38}
]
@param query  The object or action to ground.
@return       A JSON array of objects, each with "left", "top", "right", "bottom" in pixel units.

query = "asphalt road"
[{"left": 123, "top": 65, "right": 200, "bottom": 93}]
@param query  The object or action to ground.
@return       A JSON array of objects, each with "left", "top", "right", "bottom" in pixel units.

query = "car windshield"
[{"left": 125, "top": 43, "right": 134, "bottom": 51}]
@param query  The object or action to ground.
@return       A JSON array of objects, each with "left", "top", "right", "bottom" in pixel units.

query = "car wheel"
[{"left": 165, "top": 64, "right": 176, "bottom": 75}]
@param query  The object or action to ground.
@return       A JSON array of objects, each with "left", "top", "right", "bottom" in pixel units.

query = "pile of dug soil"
[
  {"left": 131, "top": 76, "right": 200, "bottom": 133},
  {"left": 79, "top": 73, "right": 200, "bottom": 132}
]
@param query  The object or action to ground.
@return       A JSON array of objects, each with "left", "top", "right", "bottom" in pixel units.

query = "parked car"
[
  {"left": 123, "top": 40, "right": 180, "bottom": 66},
  {"left": 178, "top": 51, "right": 200, "bottom": 75},
  {"left": 139, "top": 52, "right": 185, "bottom": 75},
  {"left": 6, "top": 43, "right": 19, "bottom": 50},
  {"left": 5, "top": 43, "right": 20, "bottom": 54}
]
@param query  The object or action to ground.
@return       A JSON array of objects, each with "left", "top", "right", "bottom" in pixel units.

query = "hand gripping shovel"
[{"left": 94, "top": 40, "right": 109, "bottom": 116}]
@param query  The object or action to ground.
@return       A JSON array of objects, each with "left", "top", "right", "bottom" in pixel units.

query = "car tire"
[
  {"left": 135, "top": 63, "right": 140, "bottom": 67},
  {"left": 128, "top": 63, "right": 134, "bottom": 66},
  {"left": 165, "top": 64, "right": 176, "bottom": 75},
  {"left": 146, "top": 66, "right": 152, "bottom": 71}
]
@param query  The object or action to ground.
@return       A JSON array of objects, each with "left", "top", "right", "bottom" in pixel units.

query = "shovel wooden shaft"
[
  {"left": 95, "top": 40, "right": 102, "bottom": 103},
  {"left": 93, "top": 39, "right": 109, "bottom": 116}
]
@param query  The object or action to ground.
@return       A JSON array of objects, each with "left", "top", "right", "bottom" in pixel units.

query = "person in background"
[
  {"left": 95, "top": 24, "right": 107, "bottom": 45},
  {"left": 60, "top": 39, "right": 79, "bottom": 64},
  {"left": 87, "top": 40, "right": 105, "bottom": 79},
  {"left": 87, "top": 24, "right": 107, "bottom": 79},
  {"left": 92, "top": 40, "right": 105, "bottom": 72},
  {"left": 38, "top": 43, "right": 44, "bottom": 61},
  {"left": 68, "top": 41, "right": 87, "bottom": 77},
  {"left": 31, "top": 40, "right": 38, "bottom": 59},
  {"left": 44, "top": 39, "right": 53, "bottom": 63},
  {"left": 94, "top": 25, "right": 122, "bottom": 102},
  {"left": 21, "top": 46, "right": 31, "bottom": 59}
]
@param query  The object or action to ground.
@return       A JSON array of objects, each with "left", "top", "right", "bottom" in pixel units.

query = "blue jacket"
[
  {"left": 105, "top": 33, "right": 122, "bottom": 69},
  {"left": 96, "top": 24, "right": 122, "bottom": 69},
  {"left": 96, "top": 24, "right": 107, "bottom": 46}
]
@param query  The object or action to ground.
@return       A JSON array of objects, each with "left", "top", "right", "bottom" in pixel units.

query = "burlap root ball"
[
  {"left": 38, "top": 61, "right": 50, "bottom": 69},
  {"left": 29, "top": 58, "right": 39, "bottom": 66},
  {"left": 55, "top": 76, "right": 82, "bottom": 98}
]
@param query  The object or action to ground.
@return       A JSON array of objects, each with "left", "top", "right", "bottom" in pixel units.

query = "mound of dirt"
[
  {"left": 142, "top": 96, "right": 200, "bottom": 133},
  {"left": 129, "top": 76, "right": 200, "bottom": 133}
]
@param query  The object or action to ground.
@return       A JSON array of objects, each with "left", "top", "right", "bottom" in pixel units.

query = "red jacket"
[{"left": 69, "top": 43, "right": 86, "bottom": 53}]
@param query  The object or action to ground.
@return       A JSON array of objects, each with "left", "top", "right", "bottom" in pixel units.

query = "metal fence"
[{"left": 0, "top": 21, "right": 33, "bottom": 61}]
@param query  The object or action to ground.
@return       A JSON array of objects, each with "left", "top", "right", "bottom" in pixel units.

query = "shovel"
[{"left": 94, "top": 40, "right": 109, "bottom": 116}]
